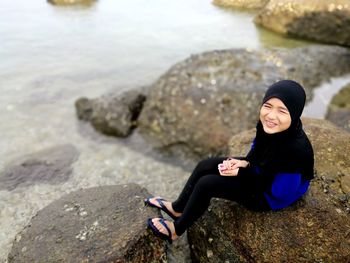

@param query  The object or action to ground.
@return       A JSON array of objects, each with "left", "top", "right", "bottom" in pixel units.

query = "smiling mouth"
[{"left": 265, "top": 120, "right": 277, "bottom": 128}]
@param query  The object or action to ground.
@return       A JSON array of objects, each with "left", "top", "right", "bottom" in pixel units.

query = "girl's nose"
[{"left": 267, "top": 110, "right": 277, "bottom": 120}]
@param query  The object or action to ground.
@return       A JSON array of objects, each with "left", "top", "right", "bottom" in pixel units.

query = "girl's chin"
[{"left": 262, "top": 124, "right": 279, "bottom": 134}]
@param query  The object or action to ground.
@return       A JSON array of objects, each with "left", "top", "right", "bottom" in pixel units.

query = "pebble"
[{"left": 206, "top": 249, "right": 213, "bottom": 258}]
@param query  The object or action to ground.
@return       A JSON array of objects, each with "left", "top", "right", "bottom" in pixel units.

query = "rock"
[
  {"left": 228, "top": 118, "right": 350, "bottom": 210},
  {"left": 75, "top": 89, "right": 146, "bottom": 137},
  {"left": 339, "top": 176, "right": 350, "bottom": 195},
  {"left": 188, "top": 192, "right": 350, "bottom": 263},
  {"left": 187, "top": 118, "right": 350, "bottom": 262},
  {"left": 75, "top": 97, "right": 93, "bottom": 121},
  {"left": 254, "top": 0, "right": 350, "bottom": 47},
  {"left": 7, "top": 184, "right": 167, "bottom": 263},
  {"left": 326, "top": 82, "right": 350, "bottom": 132},
  {"left": 302, "top": 118, "right": 350, "bottom": 203},
  {"left": 47, "top": 0, "right": 96, "bottom": 6},
  {"left": 138, "top": 46, "right": 350, "bottom": 160},
  {"left": 0, "top": 144, "right": 79, "bottom": 191},
  {"left": 213, "top": 0, "right": 269, "bottom": 9}
]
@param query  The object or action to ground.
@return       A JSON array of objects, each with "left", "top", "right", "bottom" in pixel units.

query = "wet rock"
[
  {"left": 8, "top": 184, "right": 167, "bottom": 263},
  {"left": 255, "top": 0, "right": 350, "bottom": 47},
  {"left": 0, "top": 144, "right": 79, "bottom": 191},
  {"left": 326, "top": 82, "right": 350, "bottom": 132},
  {"left": 75, "top": 97, "right": 93, "bottom": 121},
  {"left": 187, "top": 118, "right": 350, "bottom": 262},
  {"left": 47, "top": 0, "right": 96, "bottom": 6},
  {"left": 137, "top": 46, "right": 350, "bottom": 160},
  {"left": 213, "top": 0, "right": 269, "bottom": 9},
  {"left": 75, "top": 89, "right": 146, "bottom": 137}
]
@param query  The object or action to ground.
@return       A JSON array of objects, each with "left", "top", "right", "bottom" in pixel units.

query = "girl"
[{"left": 145, "top": 80, "right": 314, "bottom": 243}]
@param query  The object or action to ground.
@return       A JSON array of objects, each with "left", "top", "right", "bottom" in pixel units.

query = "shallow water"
[{"left": 0, "top": 0, "right": 349, "bottom": 261}]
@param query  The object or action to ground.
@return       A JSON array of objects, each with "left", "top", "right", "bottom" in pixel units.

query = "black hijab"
[{"left": 246, "top": 80, "right": 314, "bottom": 183}]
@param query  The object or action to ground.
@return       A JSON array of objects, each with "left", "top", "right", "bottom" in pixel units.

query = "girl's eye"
[
  {"left": 279, "top": 109, "right": 288, "bottom": 114},
  {"left": 263, "top": 104, "right": 271, "bottom": 108}
]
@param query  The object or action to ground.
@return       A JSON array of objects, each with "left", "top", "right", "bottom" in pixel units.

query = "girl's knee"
[
  {"left": 195, "top": 159, "right": 210, "bottom": 170},
  {"left": 195, "top": 175, "right": 215, "bottom": 193},
  {"left": 195, "top": 157, "right": 223, "bottom": 172}
]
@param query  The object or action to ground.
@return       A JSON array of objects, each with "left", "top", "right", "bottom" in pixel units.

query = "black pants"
[{"left": 172, "top": 157, "right": 270, "bottom": 236}]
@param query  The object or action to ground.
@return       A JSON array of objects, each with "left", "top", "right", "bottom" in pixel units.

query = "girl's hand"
[
  {"left": 218, "top": 158, "right": 249, "bottom": 176},
  {"left": 218, "top": 167, "right": 239, "bottom": 176},
  {"left": 224, "top": 158, "right": 249, "bottom": 170}
]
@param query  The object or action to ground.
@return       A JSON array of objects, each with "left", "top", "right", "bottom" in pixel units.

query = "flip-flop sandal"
[
  {"left": 144, "top": 197, "right": 179, "bottom": 220},
  {"left": 147, "top": 218, "right": 173, "bottom": 244}
]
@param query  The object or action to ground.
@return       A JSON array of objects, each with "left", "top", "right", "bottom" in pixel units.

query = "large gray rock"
[
  {"left": 326, "top": 82, "right": 350, "bottom": 132},
  {"left": 8, "top": 184, "right": 167, "bottom": 263},
  {"left": 75, "top": 89, "right": 146, "bottom": 137},
  {"left": 188, "top": 118, "right": 350, "bottom": 263},
  {"left": 137, "top": 46, "right": 350, "bottom": 160},
  {"left": 254, "top": 0, "right": 350, "bottom": 47},
  {"left": 0, "top": 144, "right": 79, "bottom": 191},
  {"left": 213, "top": 0, "right": 269, "bottom": 9}
]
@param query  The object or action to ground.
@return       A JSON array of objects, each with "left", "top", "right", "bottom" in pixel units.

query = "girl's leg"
[
  {"left": 171, "top": 157, "right": 226, "bottom": 213},
  {"left": 173, "top": 173, "right": 268, "bottom": 236}
]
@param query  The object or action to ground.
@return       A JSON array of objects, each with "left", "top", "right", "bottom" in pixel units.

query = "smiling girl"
[{"left": 145, "top": 80, "right": 314, "bottom": 243}]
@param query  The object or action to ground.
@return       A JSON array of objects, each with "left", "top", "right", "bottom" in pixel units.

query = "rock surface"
[
  {"left": 47, "top": 0, "right": 96, "bottom": 6},
  {"left": 213, "top": 0, "right": 269, "bottom": 9},
  {"left": 0, "top": 144, "right": 79, "bottom": 191},
  {"left": 8, "top": 184, "right": 167, "bottom": 263},
  {"left": 326, "top": 82, "right": 350, "bottom": 132},
  {"left": 188, "top": 192, "right": 350, "bottom": 263},
  {"left": 188, "top": 118, "right": 350, "bottom": 262},
  {"left": 75, "top": 89, "right": 146, "bottom": 137},
  {"left": 254, "top": 0, "right": 350, "bottom": 47},
  {"left": 137, "top": 46, "right": 350, "bottom": 160}
]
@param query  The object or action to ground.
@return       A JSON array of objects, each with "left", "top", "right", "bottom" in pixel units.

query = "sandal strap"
[
  {"left": 155, "top": 198, "right": 166, "bottom": 209},
  {"left": 145, "top": 197, "right": 179, "bottom": 220},
  {"left": 158, "top": 218, "right": 172, "bottom": 238}
]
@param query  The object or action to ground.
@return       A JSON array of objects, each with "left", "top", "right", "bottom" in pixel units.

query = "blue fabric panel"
[{"left": 264, "top": 173, "right": 310, "bottom": 210}]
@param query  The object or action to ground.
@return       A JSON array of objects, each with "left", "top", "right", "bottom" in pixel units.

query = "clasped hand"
[{"left": 218, "top": 158, "right": 249, "bottom": 176}]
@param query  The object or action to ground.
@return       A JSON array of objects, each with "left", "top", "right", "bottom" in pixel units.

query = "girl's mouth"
[{"left": 265, "top": 120, "right": 277, "bottom": 128}]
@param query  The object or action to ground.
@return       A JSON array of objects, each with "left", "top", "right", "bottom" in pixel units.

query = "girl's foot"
[
  {"left": 146, "top": 197, "right": 182, "bottom": 218},
  {"left": 150, "top": 218, "right": 178, "bottom": 242}
]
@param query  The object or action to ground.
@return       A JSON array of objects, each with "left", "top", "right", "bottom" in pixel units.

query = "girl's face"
[{"left": 260, "top": 98, "right": 292, "bottom": 134}]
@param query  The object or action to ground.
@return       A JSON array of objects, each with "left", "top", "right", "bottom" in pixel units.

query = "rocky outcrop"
[
  {"left": 303, "top": 119, "right": 350, "bottom": 211},
  {"left": 47, "top": 0, "right": 96, "bottom": 6},
  {"left": 213, "top": 0, "right": 269, "bottom": 9},
  {"left": 8, "top": 184, "right": 167, "bottom": 263},
  {"left": 75, "top": 89, "right": 146, "bottom": 137},
  {"left": 0, "top": 144, "right": 79, "bottom": 191},
  {"left": 188, "top": 192, "right": 350, "bottom": 263},
  {"left": 326, "top": 82, "right": 350, "bottom": 132},
  {"left": 254, "top": 0, "right": 350, "bottom": 47},
  {"left": 188, "top": 118, "right": 350, "bottom": 262},
  {"left": 137, "top": 46, "right": 350, "bottom": 160}
]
